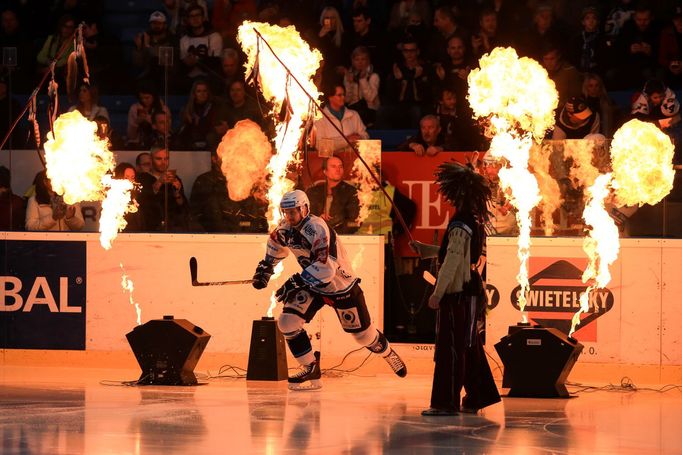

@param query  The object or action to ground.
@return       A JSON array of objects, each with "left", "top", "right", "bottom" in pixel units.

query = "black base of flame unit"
[
  {"left": 126, "top": 315, "right": 211, "bottom": 385},
  {"left": 247, "top": 317, "right": 288, "bottom": 381},
  {"left": 494, "top": 324, "right": 583, "bottom": 398}
]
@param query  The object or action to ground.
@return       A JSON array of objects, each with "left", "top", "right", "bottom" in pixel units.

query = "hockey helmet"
[{"left": 280, "top": 190, "right": 310, "bottom": 218}]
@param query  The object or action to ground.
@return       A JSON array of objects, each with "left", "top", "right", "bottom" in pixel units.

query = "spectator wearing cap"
[
  {"left": 658, "top": 6, "right": 682, "bottom": 89},
  {"left": 567, "top": 7, "right": 609, "bottom": 75},
  {"left": 0, "top": 166, "right": 25, "bottom": 231},
  {"left": 132, "top": 11, "right": 177, "bottom": 88},
  {"left": 178, "top": 4, "right": 223, "bottom": 92},
  {"left": 552, "top": 96, "right": 601, "bottom": 140}
]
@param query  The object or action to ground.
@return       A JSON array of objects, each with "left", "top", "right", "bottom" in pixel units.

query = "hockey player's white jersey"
[{"left": 265, "top": 214, "right": 359, "bottom": 295}]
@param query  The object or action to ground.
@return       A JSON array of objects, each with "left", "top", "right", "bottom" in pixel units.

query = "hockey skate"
[
  {"left": 288, "top": 351, "right": 322, "bottom": 391},
  {"left": 383, "top": 348, "right": 407, "bottom": 377}
]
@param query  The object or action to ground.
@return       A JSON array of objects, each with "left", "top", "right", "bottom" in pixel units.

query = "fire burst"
[
  {"left": 238, "top": 21, "right": 322, "bottom": 229},
  {"left": 99, "top": 175, "right": 137, "bottom": 250},
  {"left": 120, "top": 263, "right": 142, "bottom": 325},
  {"left": 570, "top": 120, "right": 675, "bottom": 336},
  {"left": 353, "top": 139, "right": 382, "bottom": 226},
  {"left": 529, "top": 142, "right": 561, "bottom": 235},
  {"left": 43, "top": 111, "right": 115, "bottom": 205},
  {"left": 217, "top": 119, "right": 272, "bottom": 201},
  {"left": 468, "top": 47, "right": 558, "bottom": 321}
]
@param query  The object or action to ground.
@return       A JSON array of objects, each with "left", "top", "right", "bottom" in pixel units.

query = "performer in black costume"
[{"left": 413, "top": 161, "right": 501, "bottom": 416}]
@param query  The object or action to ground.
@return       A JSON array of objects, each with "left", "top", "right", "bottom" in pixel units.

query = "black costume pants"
[{"left": 429, "top": 293, "right": 500, "bottom": 411}]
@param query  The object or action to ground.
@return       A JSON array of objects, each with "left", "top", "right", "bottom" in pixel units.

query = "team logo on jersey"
[{"left": 336, "top": 308, "right": 361, "bottom": 330}]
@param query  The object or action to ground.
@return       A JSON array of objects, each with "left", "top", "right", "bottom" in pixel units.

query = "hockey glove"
[
  {"left": 275, "top": 273, "right": 308, "bottom": 303},
  {"left": 252, "top": 260, "right": 275, "bottom": 289}
]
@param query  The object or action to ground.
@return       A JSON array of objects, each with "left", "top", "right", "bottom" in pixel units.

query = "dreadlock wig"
[{"left": 435, "top": 161, "right": 493, "bottom": 225}]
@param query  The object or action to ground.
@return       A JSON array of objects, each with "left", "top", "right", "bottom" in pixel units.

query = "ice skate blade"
[{"left": 288, "top": 379, "right": 322, "bottom": 391}]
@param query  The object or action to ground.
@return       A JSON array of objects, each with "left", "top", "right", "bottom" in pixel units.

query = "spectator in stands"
[
  {"left": 435, "top": 88, "right": 480, "bottom": 151},
  {"left": 631, "top": 79, "right": 681, "bottom": 130},
  {"left": 428, "top": 6, "right": 466, "bottom": 65},
  {"left": 234, "top": 185, "right": 268, "bottom": 233},
  {"left": 81, "top": 16, "right": 124, "bottom": 94},
  {"left": 163, "top": 0, "right": 208, "bottom": 35},
  {"left": 342, "top": 46, "right": 380, "bottom": 127},
  {"left": 211, "top": 0, "right": 257, "bottom": 48},
  {"left": 0, "top": 8, "right": 34, "bottom": 92},
  {"left": 137, "top": 146, "right": 189, "bottom": 231},
  {"left": 0, "top": 166, "right": 25, "bottom": 231},
  {"left": 312, "top": 83, "right": 368, "bottom": 155},
  {"left": 482, "top": 0, "right": 530, "bottom": 45},
  {"left": 94, "top": 116, "right": 124, "bottom": 150},
  {"left": 25, "top": 170, "right": 84, "bottom": 232},
  {"left": 135, "top": 152, "right": 152, "bottom": 175},
  {"left": 35, "top": 14, "right": 75, "bottom": 84},
  {"left": 582, "top": 73, "right": 617, "bottom": 137},
  {"left": 306, "top": 155, "right": 360, "bottom": 234},
  {"left": 210, "top": 48, "right": 245, "bottom": 97},
  {"left": 176, "top": 79, "right": 223, "bottom": 150},
  {"left": 609, "top": 4, "right": 661, "bottom": 90},
  {"left": 347, "top": 7, "right": 383, "bottom": 73},
  {"left": 315, "top": 6, "right": 348, "bottom": 85},
  {"left": 541, "top": 44, "right": 583, "bottom": 107},
  {"left": 179, "top": 4, "right": 223, "bottom": 91},
  {"left": 568, "top": 6, "right": 609, "bottom": 75},
  {"left": 126, "top": 85, "right": 172, "bottom": 149},
  {"left": 658, "top": 6, "right": 682, "bottom": 89},
  {"left": 388, "top": 0, "right": 431, "bottom": 31},
  {"left": 604, "top": 0, "right": 635, "bottom": 44},
  {"left": 398, "top": 114, "right": 452, "bottom": 156},
  {"left": 435, "top": 34, "right": 473, "bottom": 105},
  {"left": 147, "top": 110, "right": 174, "bottom": 149},
  {"left": 552, "top": 96, "right": 601, "bottom": 140},
  {"left": 382, "top": 37, "right": 434, "bottom": 128},
  {"left": 112, "top": 162, "right": 144, "bottom": 232},
  {"left": 189, "top": 150, "right": 238, "bottom": 232},
  {"left": 132, "top": 11, "right": 177, "bottom": 89},
  {"left": 516, "top": 3, "right": 564, "bottom": 60},
  {"left": 0, "top": 72, "right": 26, "bottom": 148},
  {"left": 471, "top": 8, "right": 504, "bottom": 59},
  {"left": 68, "top": 83, "right": 109, "bottom": 121},
  {"left": 223, "top": 79, "right": 262, "bottom": 129}
]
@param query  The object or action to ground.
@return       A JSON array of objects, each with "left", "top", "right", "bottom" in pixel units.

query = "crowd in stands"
[{"left": 1, "top": 0, "right": 682, "bottom": 236}]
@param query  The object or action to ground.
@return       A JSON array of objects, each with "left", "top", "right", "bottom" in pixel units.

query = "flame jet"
[
  {"left": 238, "top": 21, "right": 322, "bottom": 229},
  {"left": 468, "top": 47, "right": 558, "bottom": 322},
  {"left": 570, "top": 120, "right": 675, "bottom": 336}
]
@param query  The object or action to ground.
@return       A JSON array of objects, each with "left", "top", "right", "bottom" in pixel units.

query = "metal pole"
[{"left": 252, "top": 29, "right": 415, "bottom": 244}]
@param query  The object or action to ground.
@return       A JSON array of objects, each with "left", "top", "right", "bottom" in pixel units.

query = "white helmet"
[{"left": 280, "top": 190, "right": 310, "bottom": 218}]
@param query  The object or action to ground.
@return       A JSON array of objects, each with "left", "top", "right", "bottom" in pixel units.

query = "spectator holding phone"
[
  {"left": 137, "top": 147, "right": 189, "bottom": 231},
  {"left": 659, "top": 6, "right": 682, "bottom": 89}
]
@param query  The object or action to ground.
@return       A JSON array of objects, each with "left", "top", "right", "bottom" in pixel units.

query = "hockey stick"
[{"left": 189, "top": 257, "right": 254, "bottom": 286}]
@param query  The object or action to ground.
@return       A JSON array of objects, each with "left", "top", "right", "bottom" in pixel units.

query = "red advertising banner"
[
  {"left": 382, "top": 151, "right": 472, "bottom": 256},
  {"left": 301, "top": 150, "right": 474, "bottom": 256}
]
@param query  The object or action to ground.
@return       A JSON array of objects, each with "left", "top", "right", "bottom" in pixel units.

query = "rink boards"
[{"left": 1, "top": 233, "right": 681, "bottom": 384}]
